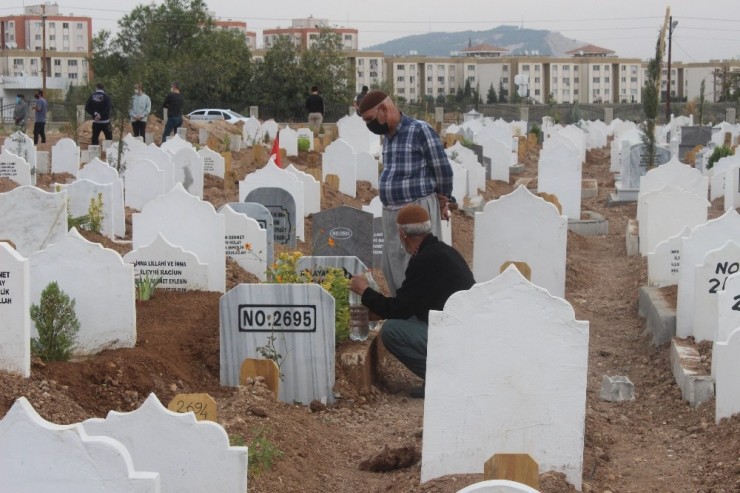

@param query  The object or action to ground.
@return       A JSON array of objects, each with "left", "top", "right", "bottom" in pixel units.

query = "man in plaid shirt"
[{"left": 358, "top": 91, "right": 453, "bottom": 295}]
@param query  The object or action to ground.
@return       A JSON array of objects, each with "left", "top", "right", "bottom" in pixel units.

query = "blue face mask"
[{"left": 16, "top": 97, "right": 20, "bottom": 104}]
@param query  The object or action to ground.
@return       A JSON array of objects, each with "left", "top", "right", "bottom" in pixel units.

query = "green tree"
[
  {"left": 640, "top": 38, "right": 663, "bottom": 170},
  {"left": 487, "top": 83, "right": 497, "bottom": 104},
  {"left": 253, "top": 36, "right": 303, "bottom": 117},
  {"left": 498, "top": 80, "right": 508, "bottom": 103},
  {"left": 30, "top": 282, "right": 80, "bottom": 362},
  {"left": 300, "top": 29, "right": 354, "bottom": 111}
]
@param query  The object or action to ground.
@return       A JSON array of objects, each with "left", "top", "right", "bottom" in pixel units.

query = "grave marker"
[
  {"left": 0, "top": 148, "right": 31, "bottom": 186},
  {"left": 691, "top": 241, "right": 740, "bottom": 342},
  {"left": 322, "top": 139, "right": 357, "bottom": 198},
  {"left": 172, "top": 147, "right": 204, "bottom": 198},
  {"left": 79, "top": 158, "right": 126, "bottom": 237},
  {"left": 219, "top": 205, "right": 268, "bottom": 282},
  {"left": 124, "top": 234, "right": 209, "bottom": 292},
  {"left": 243, "top": 188, "right": 297, "bottom": 249},
  {"left": 51, "top": 138, "right": 81, "bottom": 176},
  {"left": 311, "top": 206, "right": 373, "bottom": 268},
  {"left": 0, "top": 242, "right": 30, "bottom": 377},
  {"left": 0, "top": 186, "right": 67, "bottom": 257},
  {"left": 225, "top": 202, "right": 274, "bottom": 271},
  {"left": 167, "top": 393, "right": 217, "bottom": 422},
  {"left": 198, "top": 146, "right": 225, "bottom": 178}
]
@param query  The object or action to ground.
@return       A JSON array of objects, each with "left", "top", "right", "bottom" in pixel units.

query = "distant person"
[
  {"left": 349, "top": 204, "right": 475, "bottom": 393},
  {"left": 85, "top": 82, "right": 113, "bottom": 146},
  {"left": 305, "top": 85, "right": 324, "bottom": 136},
  {"left": 13, "top": 94, "right": 29, "bottom": 131},
  {"left": 162, "top": 81, "right": 184, "bottom": 142},
  {"left": 33, "top": 90, "right": 47, "bottom": 145},
  {"left": 353, "top": 85, "right": 369, "bottom": 110},
  {"left": 357, "top": 90, "right": 453, "bottom": 296},
  {"left": 129, "top": 83, "right": 151, "bottom": 138}
]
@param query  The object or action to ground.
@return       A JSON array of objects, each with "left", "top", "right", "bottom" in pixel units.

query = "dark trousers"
[
  {"left": 380, "top": 317, "right": 428, "bottom": 380},
  {"left": 33, "top": 122, "right": 46, "bottom": 144},
  {"left": 91, "top": 121, "right": 113, "bottom": 145},
  {"left": 162, "top": 115, "right": 183, "bottom": 142},
  {"left": 131, "top": 120, "right": 147, "bottom": 138}
]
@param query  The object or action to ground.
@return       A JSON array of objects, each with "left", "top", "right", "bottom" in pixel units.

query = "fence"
[{"left": 0, "top": 100, "right": 71, "bottom": 125}]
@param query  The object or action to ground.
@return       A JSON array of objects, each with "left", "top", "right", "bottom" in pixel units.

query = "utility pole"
[
  {"left": 41, "top": 3, "right": 47, "bottom": 94},
  {"left": 665, "top": 16, "right": 678, "bottom": 121}
]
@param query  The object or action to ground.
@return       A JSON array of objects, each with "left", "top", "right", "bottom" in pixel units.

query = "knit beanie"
[
  {"left": 358, "top": 90, "right": 388, "bottom": 113},
  {"left": 396, "top": 205, "right": 430, "bottom": 225}
]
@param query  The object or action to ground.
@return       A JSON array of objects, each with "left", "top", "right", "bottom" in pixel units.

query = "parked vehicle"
[{"left": 187, "top": 109, "right": 250, "bottom": 124}]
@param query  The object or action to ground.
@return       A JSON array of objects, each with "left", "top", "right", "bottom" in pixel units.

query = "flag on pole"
[{"left": 270, "top": 130, "right": 282, "bottom": 168}]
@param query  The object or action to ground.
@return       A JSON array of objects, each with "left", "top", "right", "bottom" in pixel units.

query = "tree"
[
  {"left": 487, "top": 83, "right": 497, "bottom": 104},
  {"left": 30, "top": 282, "right": 80, "bottom": 362},
  {"left": 253, "top": 36, "right": 303, "bottom": 119},
  {"left": 640, "top": 38, "right": 663, "bottom": 170},
  {"left": 300, "top": 29, "right": 355, "bottom": 115},
  {"left": 498, "top": 80, "right": 508, "bottom": 103}
]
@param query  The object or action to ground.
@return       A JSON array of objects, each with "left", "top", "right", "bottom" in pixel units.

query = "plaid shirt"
[{"left": 379, "top": 113, "right": 453, "bottom": 206}]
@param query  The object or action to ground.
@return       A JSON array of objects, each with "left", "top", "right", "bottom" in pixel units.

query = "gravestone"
[
  {"left": 124, "top": 234, "right": 209, "bottom": 292},
  {"left": 198, "top": 146, "right": 225, "bottom": 178},
  {"left": 279, "top": 126, "right": 298, "bottom": 156},
  {"left": 709, "top": 155, "right": 740, "bottom": 201},
  {"left": 538, "top": 135, "right": 582, "bottom": 219},
  {"left": 0, "top": 186, "right": 67, "bottom": 257},
  {"left": 243, "top": 188, "right": 297, "bottom": 249},
  {"left": 627, "top": 144, "right": 672, "bottom": 189},
  {"left": 219, "top": 205, "right": 268, "bottom": 282},
  {"left": 160, "top": 134, "right": 192, "bottom": 154},
  {"left": 297, "top": 128, "right": 315, "bottom": 152},
  {"left": 677, "top": 209, "right": 740, "bottom": 339},
  {"left": 82, "top": 393, "right": 248, "bottom": 493},
  {"left": 133, "top": 184, "right": 226, "bottom": 292},
  {"left": 124, "top": 159, "right": 167, "bottom": 210},
  {"left": 716, "top": 273, "right": 740, "bottom": 345},
  {"left": 172, "top": 147, "right": 204, "bottom": 198},
  {"left": 285, "top": 164, "right": 321, "bottom": 215},
  {"left": 79, "top": 158, "right": 126, "bottom": 237},
  {"left": 0, "top": 148, "right": 32, "bottom": 186},
  {"left": 456, "top": 480, "right": 540, "bottom": 493},
  {"left": 0, "top": 398, "right": 159, "bottom": 492},
  {"left": 57, "top": 179, "right": 115, "bottom": 239},
  {"left": 219, "top": 284, "right": 336, "bottom": 404},
  {"left": 29, "top": 229, "right": 136, "bottom": 355},
  {"left": 449, "top": 160, "right": 469, "bottom": 202},
  {"left": 647, "top": 226, "right": 690, "bottom": 287},
  {"left": 478, "top": 137, "right": 510, "bottom": 184},
  {"left": 242, "top": 117, "right": 261, "bottom": 146},
  {"left": 296, "top": 256, "right": 367, "bottom": 281},
  {"left": 724, "top": 163, "right": 740, "bottom": 212},
  {"left": 362, "top": 196, "right": 384, "bottom": 269},
  {"left": 3, "top": 131, "right": 36, "bottom": 184},
  {"left": 311, "top": 206, "right": 373, "bottom": 268},
  {"left": 337, "top": 113, "right": 378, "bottom": 154},
  {"left": 355, "top": 151, "right": 380, "bottom": 190},
  {"left": 239, "top": 161, "right": 305, "bottom": 239},
  {"left": 421, "top": 266, "right": 588, "bottom": 489},
  {"left": 51, "top": 138, "right": 81, "bottom": 175},
  {"left": 469, "top": 143, "right": 492, "bottom": 179},
  {"left": 139, "top": 144, "right": 175, "bottom": 189},
  {"left": 473, "top": 186, "right": 567, "bottom": 298},
  {"left": 36, "top": 150, "right": 49, "bottom": 174},
  {"left": 638, "top": 187, "right": 708, "bottom": 256},
  {"left": 714, "top": 327, "right": 740, "bottom": 423},
  {"left": 0, "top": 242, "right": 30, "bottom": 377},
  {"left": 322, "top": 138, "right": 357, "bottom": 198},
  {"left": 679, "top": 126, "right": 712, "bottom": 161},
  {"left": 690, "top": 241, "right": 740, "bottom": 342},
  {"left": 257, "top": 119, "right": 278, "bottom": 143},
  {"left": 225, "top": 202, "right": 274, "bottom": 270}
]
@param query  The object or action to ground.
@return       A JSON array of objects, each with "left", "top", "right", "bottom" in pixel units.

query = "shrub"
[
  {"left": 30, "top": 282, "right": 80, "bottom": 362},
  {"left": 529, "top": 123, "right": 542, "bottom": 141},
  {"left": 297, "top": 136, "right": 311, "bottom": 153},
  {"left": 707, "top": 145, "right": 734, "bottom": 170},
  {"left": 87, "top": 193, "right": 104, "bottom": 234},
  {"left": 248, "top": 427, "right": 284, "bottom": 475},
  {"left": 135, "top": 273, "right": 163, "bottom": 301}
]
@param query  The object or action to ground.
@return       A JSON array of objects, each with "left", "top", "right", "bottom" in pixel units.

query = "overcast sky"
[{"left": 15, "top": 0, "right": 740, "bottom": 61}]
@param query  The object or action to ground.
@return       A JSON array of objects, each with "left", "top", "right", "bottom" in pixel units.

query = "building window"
[
  {"left": 503, "top": 65, "right": 508, "bottom": 72},
  {"left": 398, "top": 88, "right": 405, "bottom": 94},
  {"left": 502, "top": 77, "right": 508, "bottom": 84},
  {"left": 467, "top": 65, "right": 475, "bottom": 71},
  {"left": 427, "top": 76, "right": 432, "bottom": 82},
  {"left": 54, "top": 59, "right": 61, "bottom": 66},
  {"left": 357, "top": 59, "right": 364, "bottom": 66},
  {"left": 49, "top": 35, "right": 56, "bottom": 41},
  {"left": 593, "top": 65, "right": 600, "bottom": 72},
  {"left": 13, "top": 58, "right": 23, "bottom": 67},
  {"left": 397, "top": 64, "right": 405, "bottom": 71},
  {"left": 397, "top": 76, "right": 405, "bottom": 82},
  {"left": 563, "top": 65, "right": 570, "bottom": 72},
  {"left": 534, "top": 65, "right": 540, "bottom": 72},
  {"left": 69, "top": 73, "right": 77, "bottom": 79},
  {"left": 593, "top": 77, "right": 600, "bottom": 83},
  {"left": 344, "top": 34, "right": 352, "bottom": 40},
  {"left": 357, "top": 71, "right": 364, "bottom": 78},
  {"left": 574, "top": 77, "right": 579, "bottom": 84},
  {"left": 534, "top": 77, "right": 540, "bottom": 83},
  {"left": 438, "top": 76, "right": 444, "bottom": 82},
  {"left": 437, "top": 64, "right": 445, "bottom": 72},
  {"left": 63, "top": 22, "right": 69, "bottom": 29},
  {"left": 438, "top": 88, "right": 445, "bottom": 94},
  {"left": 68, "top": 59, "right": 78, "bottom": 66},
  {"left": 35, "top": 34, "right": 41, "bottom": 40},
  {"left": 631, "top": 77, "right": 638, "bottom": 83},
  {"left": 621, "top": 77, "right": 626, "bottom": 83},
  {"left": 522, "top": 64, "right": 530, "bottom": 71},
  {"left": 605, "top": 77, "right": 610, "bottom": 83},
  {"left": 534, "top": 89, "right": 540, "bottom": 95},
  {"left": 409, "top": 76, "right": 415, "bottom": 83},
  {"left": 77, "top": 23, "right": 83, "bottom": 29},
  {"left": 410, "top": 88, "right": 415, "bottom": 94}
]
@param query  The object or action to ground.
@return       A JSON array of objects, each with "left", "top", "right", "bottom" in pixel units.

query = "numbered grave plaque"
[{"left": 167, "top": 393, "right": 217, "bottom": 422}]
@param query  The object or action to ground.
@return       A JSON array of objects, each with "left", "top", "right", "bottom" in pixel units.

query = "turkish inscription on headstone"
[
  {"left": 311, "top": 206, "right": 373, "bottom": 268},
  {"left": 628, "top": 144, "right": 672, "bottom": 189},
  {"left": 225, "top": 202, "right": 274, "bottom": 270},
  {"left": 244, "top": 188, "right": 296, "bottom": 248}
]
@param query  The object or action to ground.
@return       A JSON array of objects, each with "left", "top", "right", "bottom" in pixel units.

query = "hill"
[{"left": 365, "top": 25, "right": 590, "bottom": 57}]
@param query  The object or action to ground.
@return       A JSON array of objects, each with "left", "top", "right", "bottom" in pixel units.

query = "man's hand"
[
  {"left": 350, "top": 274, "right": 370, "bottom": 295},
  {"left": 437, "top": 194, "right": 451, "bottom": 220}
]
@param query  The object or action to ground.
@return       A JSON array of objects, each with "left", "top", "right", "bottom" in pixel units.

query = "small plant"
[
  {"left": 707, "top": 145, "right": 734, "bottom": 170},
  {"left": 87, "top": 193, "right": 104, "bottom": 234},
  {"left": 319, "top": 268, "right": 351, "bottom": 344},
  {"left": 30, "top": 282, "right": 80, "bottom": 362},
  {"left": 135, "top": 272, "right": 163, "bottom": 301},
  {"left": 529, "top": 123, "right": 542, "bottom": 141},
  {"left": 229, "top": 434, "right": 246, "bottom": 447},
  {"left": 297, "top": 135, "right": 311, "bottom": 153},
  {"left": 256, "top": 334, "right": 285, "bottom": 380},
  {"left": 248, "top": 427, "right": 284, "bottom": 475}
]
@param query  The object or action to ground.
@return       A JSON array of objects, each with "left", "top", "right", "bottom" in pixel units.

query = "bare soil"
[{"left": 1, "top": 124, "right": 739, "bottom": 493}]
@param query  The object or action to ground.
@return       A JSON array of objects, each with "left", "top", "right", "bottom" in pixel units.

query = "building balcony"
[{"left": 0, "top": 75, "right": 70, "bottom": 90}]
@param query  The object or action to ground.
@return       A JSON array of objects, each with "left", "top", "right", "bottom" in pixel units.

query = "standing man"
[
  {"left": 358, "top": 90, "right": 453, "bottom": 295},
  {"left": 162, "top": 82, "right": 184, "bottom": 142},
  {"left": 129, "top": 83, "right": 151, "bottom": 138},
  {"left": 353, "top": 85, "right": 369, "bottom": 111},
  {"left": 350, "top": 204, "right": 474, "bottom": 391},
  {"left": 13, "top": 94, "right": 29, "bottom": 132},
  {"left": 305, "top": 85, "right": 324, "bottom": 136},
  {"left": 85, "top": 83, "right": 113, "bottom": 146},
  {"left": 33, "top": 90, "right": 47, "bottom": 145}
]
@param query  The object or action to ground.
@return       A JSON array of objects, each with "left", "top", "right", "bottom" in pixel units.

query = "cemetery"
[{"left": 1, "top": 110, "right": 740, "bottom": 493}]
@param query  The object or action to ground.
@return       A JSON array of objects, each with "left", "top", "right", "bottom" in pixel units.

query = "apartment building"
[
  {"left": 0, "top": 4, "right": 92, "bottom": 100},
  {"left": 263, "top": 17, "right": 358, "bottom": 51},
  {"left": 213, "top": 19, "right": 257, "bottom": 51}
]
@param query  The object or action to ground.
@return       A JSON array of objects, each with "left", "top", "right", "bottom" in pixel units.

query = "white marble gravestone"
[
  {"left": 58, "top": 179, "right": 115, "bottom": 239},
  {"left": 355, "top": 151, "right": 380, "bottom": 190},
  {"left": 714, "top": 327, "right": 740, "bottom": 423},
  {"left": 538, "top": 135, "right": 582, "bottom": 219},
  {"left": 29, "top": 228, "right": 136, "bottom": 355},
  {"left": 257, "top": 119, "right": 279, "bottom": 143},
  {"left": 421, "top": 266, "right": 588, "bottom": 489},
  {"left": 225, "top": 202, "right": 274, "bottom": 270},
  {"left": 447, "top": 141, "right": 486, "bottom": 194},
  {"left": 0, "top": 147, "right": 31, "bottom": 185},
  {"left": 285, "top": 164, "right": 321, "bottom": 215},
  {"left": 647, "top": 226, "right": 690, "bottom": 287},
  {"left": 51, "top": 137, "right": 81, "bottom": 176},
  {"left": 79, "top": 158, "right": 126, "bottom": 237},
  {"left": 133, "top": 183, "right": 225, "bottom": 292},
  {"left": 556, "top": 125, "right": 587, "bottom": 163},
  {"left": 709, "top": 155, "right": 740, "bottom": 201},
  {"left": 690, "top": 241, "right": 740, "bottom": 342},
  {"left": 220, "top": 205, "right": 268, "bottom": 282},
  {"left": 242, "top": 117, "right": 261, "bottom": 146},
  {"left": 337, "top": 113, "right": 380, "bottom": 155},
  {"left": 638, "top": 187, "right": 708, "bottom": 256},
  {"left": 239, "top": 160, "right": 305, "bottom": 239},
  {"left": 296, "top": 127, "right": 315, "bottom": 152},
  {"left": 139, "top": 144, "right": 175, "bottom": 188},
  {"left": 449, "top": 160, "right": 469, "bottom": 202},
  {"left": 0, "top": 242, "right": 30, "bottom": 377},
  {"left": 637, "top": 157, "right": 708, "bottom": 225},
  {"left": 172, "top": 147, "right": 204, "bottom": 198},
  {"left": 724, "top": 163, "right": 740, "bottom": 212},
  {"left": 160, "top": 134, "right": 192, "bottom": 154},
  {"left": 0, "top": 397, "right": 159, "bottom": 493},
  {"left": 3, "top": 131, "right": 36, "bottom": 184},
  {"left": 82, "top": 393, "right": 248, "bottom": 493},
  {"left": 220, "top": 284, "right": 336, "bottom": 404},
  {"left": 456, "top": 480, "right": 541, "bottom": 493},
  {"left": 279, "top": 126, "right": 298, "bottom": 156},
  {"left": 677, "top": 210, "right": 740, "bottom": 339},
  {"left": 124, "top": 234, "right": 209, "bottom": 292},
  {"left": 124, "top": 159, "right": 167, "bottom": 210},
  {"left": 478, "top": 136, "right": 510, "bottom": 183},
  {"left": 0, "top": 186, "right": 67, "bottom": 257},
  {"left": 717, "top": 273, "right": 740, "bottom": 345},
  {"left": 322, "top": 138, "right": 357, "bottom": 198},
  {"left": 198, "top": 146, "right": 225, "bottom": 178},
  {"left": 473, "top": 186, "right": 567, "bottom": 298}
]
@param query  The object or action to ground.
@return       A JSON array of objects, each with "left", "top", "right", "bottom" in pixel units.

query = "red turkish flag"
[{"left": 270, "top": 130, "right": 282, "bottom": 168}]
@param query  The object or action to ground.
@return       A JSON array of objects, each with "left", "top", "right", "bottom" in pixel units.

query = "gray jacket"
[
  {"left": 129, "top": 92, "right": 151, "bottom": 122},
  {"left": 14, "top": 99, "right": 29, "bottom": 123}
]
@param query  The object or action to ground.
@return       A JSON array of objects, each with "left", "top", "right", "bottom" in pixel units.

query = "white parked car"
[{"left": 187, "top": 108, "right": 250, "bottom": 124}]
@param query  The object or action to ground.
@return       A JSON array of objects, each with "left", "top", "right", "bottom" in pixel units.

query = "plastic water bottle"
[
  {"left": 365, "top": 272, "right": 380, "bottom": 331},
  {"left": 348, "top": 290, "right": 369, "bottom": 341}
]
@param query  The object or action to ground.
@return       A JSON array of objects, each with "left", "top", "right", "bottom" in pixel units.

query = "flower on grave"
[
  {"left": 244, "top": 242, "right": 252, "bottom": 251},
  {"left": 328, "top": 238, "right": 335, "bottom": 248}
]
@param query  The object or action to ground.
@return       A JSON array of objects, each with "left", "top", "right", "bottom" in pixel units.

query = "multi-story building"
[
  {"left": 213, "top": 18, "right": 257, "bottom": 51},
  {"left": 263, "top": 17, "right": 358, "bottom": 51},
  {"left": 0, "top": 3, "right": 92, "bottom": 100}
]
